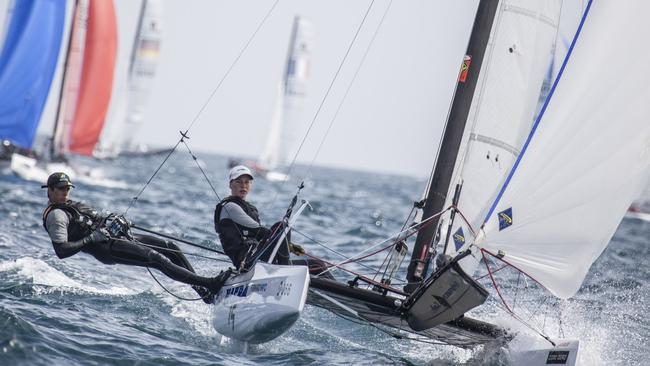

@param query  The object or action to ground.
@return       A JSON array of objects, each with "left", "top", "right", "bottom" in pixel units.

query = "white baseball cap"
[{"left": 228, "top": 165, "right": 254, "bottom": 181}]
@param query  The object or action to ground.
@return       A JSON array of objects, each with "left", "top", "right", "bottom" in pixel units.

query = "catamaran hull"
[
  {"left": 308, "top": 276, "right": 505, "bottom": 348},
  {"left": 212, "top": 262, "right": 310, "bottom": 344}
]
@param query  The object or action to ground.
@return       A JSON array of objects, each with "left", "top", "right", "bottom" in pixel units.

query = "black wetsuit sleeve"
[{"left": 52, "top": 239, "right": 87, "bottom": 259}]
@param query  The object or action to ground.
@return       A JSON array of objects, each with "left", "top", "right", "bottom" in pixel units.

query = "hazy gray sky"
[
  {"left": 25, "top": 0, "right": 479, "bottom": 178},
  {"left": 6, "top": 1, "right": 580, "bottom": 177}
]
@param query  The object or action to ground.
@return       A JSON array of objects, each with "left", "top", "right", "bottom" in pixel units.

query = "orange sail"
[{"left": 69, "top": 0, "right": 117, "bottom": 156}]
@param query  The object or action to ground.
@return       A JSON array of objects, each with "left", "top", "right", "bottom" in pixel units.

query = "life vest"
[
  {"left": 42, "top": 200, "right": 104, "bottom": 242},
  {"left": 214, "top": 196, "right": 261, "bottom": 237},
  {"left": 214, "top": 196, "right": 267, "bottom": 264}
]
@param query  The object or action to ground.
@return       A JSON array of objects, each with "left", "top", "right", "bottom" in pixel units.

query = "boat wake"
[{"left": 0, "top": 257, "right": 138, "bottom": 296}]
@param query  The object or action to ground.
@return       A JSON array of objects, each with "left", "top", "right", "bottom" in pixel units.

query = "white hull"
[
  {"left": 264, "top": 170, "right": 289, "bottom": 182},
  {"left": 10, "top": 153, "right": 128, "bottom": 188},
  {"left": 212, "top": 262, "right": 309, "bottom": 344},
  {"left": 510, "top": 339, "right": 579, "bottom": 366}
]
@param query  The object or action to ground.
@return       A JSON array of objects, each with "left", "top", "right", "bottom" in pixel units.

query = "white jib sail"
[
  {"left": 437, "top": 1, "right": 562, "bottom": 274},
  {"left": 259, "top": 16, "right": 313, "bottom": 169},
  {"left": 477, "top": 0, "right": 650, "bottom": 299}
]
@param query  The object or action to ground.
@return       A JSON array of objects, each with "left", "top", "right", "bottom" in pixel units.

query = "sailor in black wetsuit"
[
  {"left": 42, "top": 172, "right": 228, "bottom": 303},
  {"left": 214, "top": 165, "right": 305, "bottom": 269}
]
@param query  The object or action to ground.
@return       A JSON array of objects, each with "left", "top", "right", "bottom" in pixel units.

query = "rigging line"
[
  {"left": 146, "top": 267, "right": 209, "bottom": 302},
  {"left": 133, "top": 223, "right": 225, "bottom": 255},
  {"left": 316, "top": 206, "right": 451, "bottom": 277},
  {"left": 125, "top": 1, "right": 279, "bottom": 213},
  {"left": 292, "top": 228, "right": 380, "bottom": 273},
  {"left": 264, "top": 0, "right": 378, "bottom": 213},
  {"left": 182, "top": 0, "right": 280, "bottom": 135},
  {"left": 284, "top": 0, "right": 377, "bottom": 176},
  {"left": 480, "top": 250, "right": 557, "bottom": 347},
  {"left": 127, "top": 240, "right": 230, "bottom": 263},
  {"left": 310, "top": 253, "right": 407, "bottom": 296},
  {"left": 301, "top": 0, "right": 394, "bottom": 181},
  {"left": 124, "top": 139, "right": 183, "bottom": 215},
  {"left": 182, "top": 140, "right": 221, "bottom": 200}
]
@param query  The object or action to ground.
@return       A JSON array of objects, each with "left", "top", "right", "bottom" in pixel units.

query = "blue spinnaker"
[{"left": 0, "top": 0, "right": 65, "bottom": 149}]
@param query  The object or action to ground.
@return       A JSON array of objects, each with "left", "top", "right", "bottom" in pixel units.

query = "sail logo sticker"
[
  {"left": 498, "top": 208, "right": 513, "bottom": 231},
  {"left": 453, "top": 227, "right": 465, "bottom": 251},
  {"left": 458, "top": 55, "right": 472, "bottom": 83}
]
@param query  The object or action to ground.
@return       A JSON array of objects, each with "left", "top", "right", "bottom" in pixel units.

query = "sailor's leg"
[
  {"left": 133, "top": 234, "right": 196, "bottom": 272},
  {"left": 109, "top": 239, "right": 226, "bottom": 294}
]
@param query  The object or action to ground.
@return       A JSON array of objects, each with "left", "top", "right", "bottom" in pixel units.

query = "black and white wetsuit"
[
  {"left": 214, "top": 196, "right": 289, "bottom": 268},
  {"left": 43, "top": 201, "right": 225, "bottom": 300}
]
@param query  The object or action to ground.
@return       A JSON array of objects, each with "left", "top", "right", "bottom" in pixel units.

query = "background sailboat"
[
  {"left": 96, "top": 0, "right": 164, "bottom": 158},
  {"left": 11, "top": 0, "right": 118, "bottom": 185},
  {"left": 241, "top": 15, "right": 313, "bottom": 181},
  {"left": 0, "top": 0, "right": 65, "bottom": 169}
]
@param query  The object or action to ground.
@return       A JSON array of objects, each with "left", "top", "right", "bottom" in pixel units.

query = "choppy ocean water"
[{"left": 0, "top": 152, "right": 648, "bottom": 365}]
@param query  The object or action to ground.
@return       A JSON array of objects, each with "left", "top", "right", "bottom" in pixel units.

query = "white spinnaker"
[
  {"left": 438, "top": 1, "right": 562, "bottom": 273},
  {"left": 478, "top": 0, "right": 650, "bottom": 299},
  {"left": 259, "top": 16, "right": 313, "bottom": 169}
]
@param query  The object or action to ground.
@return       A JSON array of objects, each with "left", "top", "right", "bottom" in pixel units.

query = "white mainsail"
[
  {"left": 259, "top": 16, "right": 313, "bottom": 170},
  {"left": 475, "top": 0, "right": 650, "bottom": 299},
  {"left": 435, "top": 1, "right": 562, "bottom": 275},
  {"left": 99, "top": 0, "right": 162, "bottom": 155}
]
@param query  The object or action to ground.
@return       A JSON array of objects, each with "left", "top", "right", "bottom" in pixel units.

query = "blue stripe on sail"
[
  {"left": 0, "top": 0, "right": 65, "bottom": 149},
  {"left": 482, "top": 0, "right": 594, "bottom": 226}
]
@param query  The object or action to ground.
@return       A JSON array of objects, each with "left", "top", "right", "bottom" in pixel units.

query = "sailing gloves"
[{"left": 289, "top": 243, "right": 305, "bottom": 256}]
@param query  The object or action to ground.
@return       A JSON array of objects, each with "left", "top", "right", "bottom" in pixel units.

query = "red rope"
[
  {"left": 304, "top": 252, "right": 408, "bottom": 296},
  {"left": 481, "top": 249, "right": 513, "bottom": 313}
]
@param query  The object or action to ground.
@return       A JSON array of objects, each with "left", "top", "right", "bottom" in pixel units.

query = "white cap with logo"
[{"left": 228, "top": 165, "right": 254, "bottom": 181}]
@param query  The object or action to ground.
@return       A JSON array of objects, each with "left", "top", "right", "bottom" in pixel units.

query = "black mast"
[
  {"left": 50, "top": 0, "right": 79, "bottom": 160},
  {"left": 405, "top": 0, "right": 500, "bottom": 292}
]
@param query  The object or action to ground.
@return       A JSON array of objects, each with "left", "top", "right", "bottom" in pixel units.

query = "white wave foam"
[
  {"left": 492, "top": 301, "right": 613, "bottom": 365},
  {"left": 0, "top": 257, "right": 139, "bottom": 296},
  {"left": 149, "top": 279, "right": 215, "bottom": 336}
]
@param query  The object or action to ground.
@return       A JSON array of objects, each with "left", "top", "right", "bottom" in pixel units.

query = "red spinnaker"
[{"left": 69, "top": 0, "right": 117, "bottom": 156}]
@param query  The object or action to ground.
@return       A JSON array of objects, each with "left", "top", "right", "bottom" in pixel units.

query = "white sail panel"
[
  {"left": 98, "top": 0, "right": 163, "bottom": 156},
  {"left": 259, "top": 16, "right": 313, "bottom": 169},
  {"left": 439, "top": 1, "right": 562, "bottom": 267},
  {"left": 479, "top": 0, "right": 650, "bottom": 299},
  {"left": 121, "top": 0, "right": 162, "bottom": 151}
]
